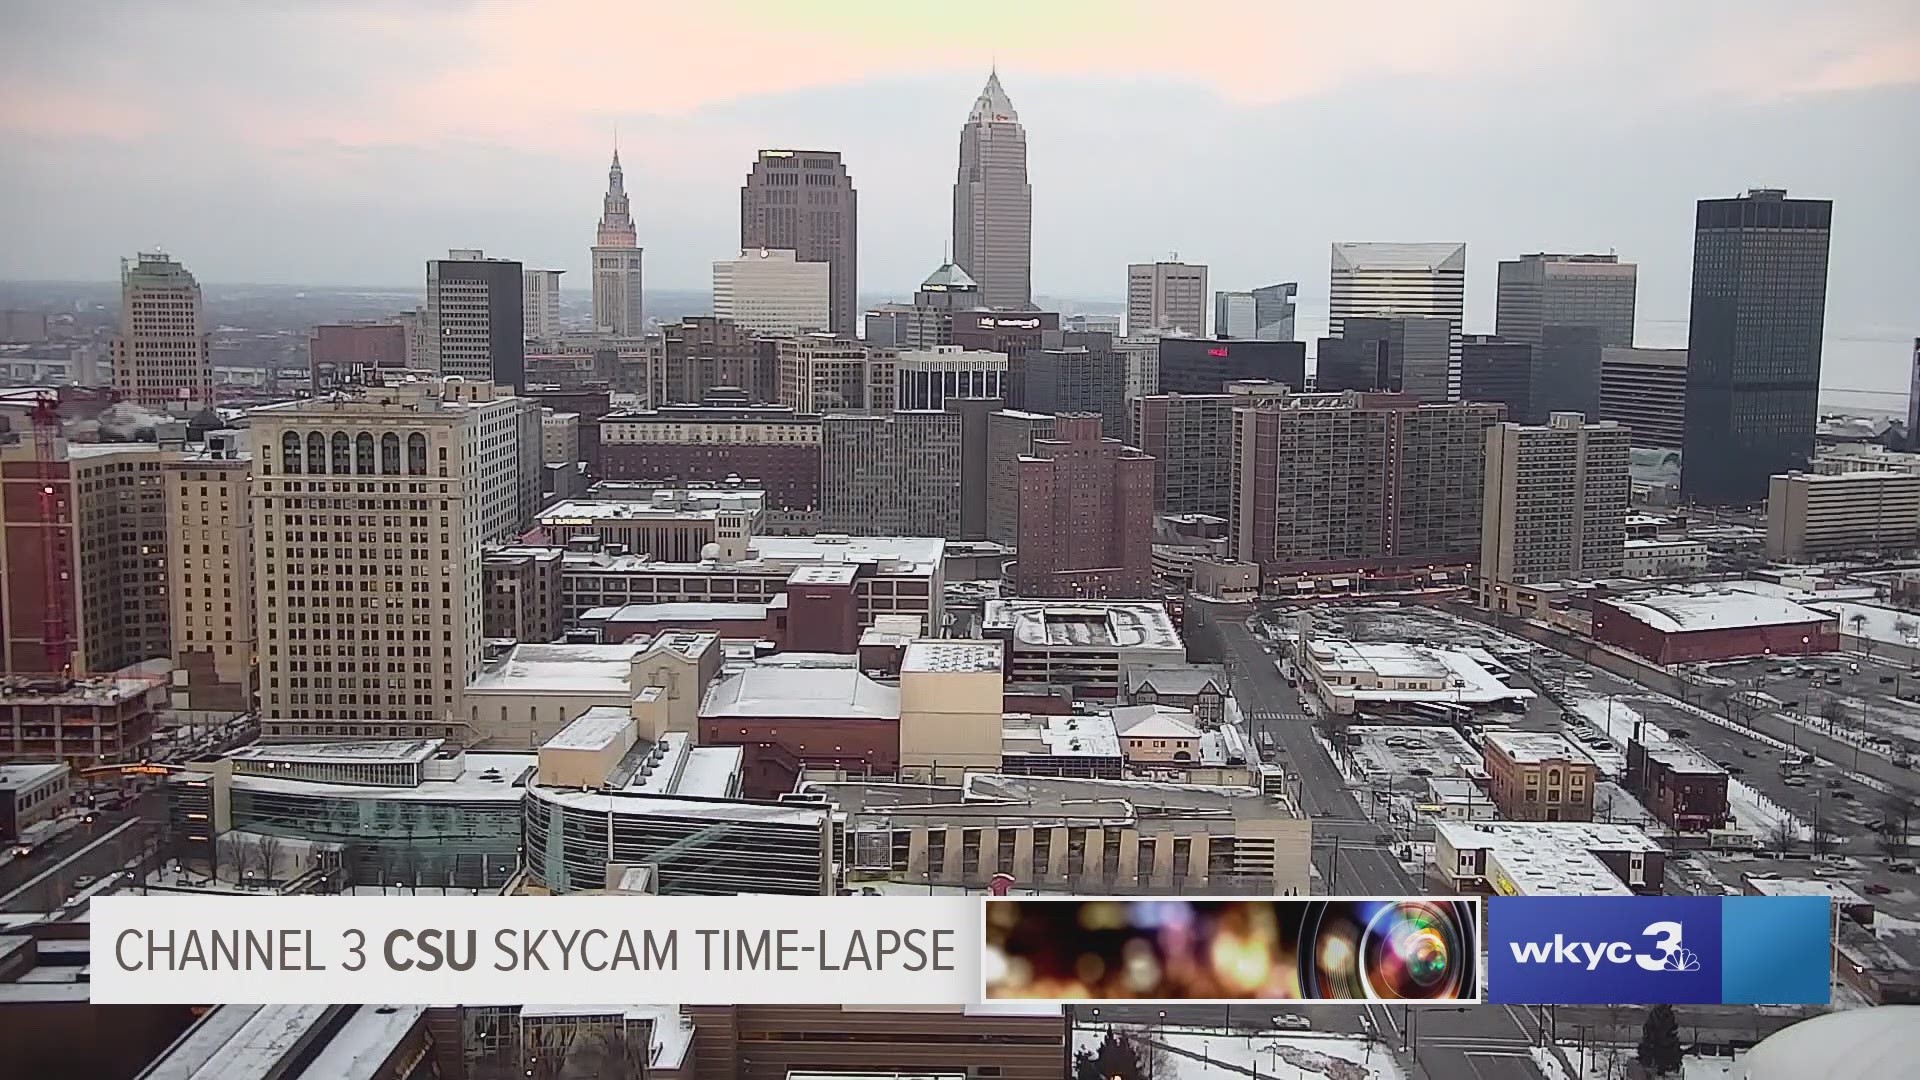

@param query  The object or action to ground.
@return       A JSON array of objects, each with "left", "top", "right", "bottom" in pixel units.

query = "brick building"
[
  {"left": 1483, "top": 730, "right": 1597, "bottom": 822},
  {"left": 599, "top": 405, "right": 821, "bottom": 512},
  {"left": 1014, "top": 415, "right": 1153, "bottom": 598},
  {"left": 1625, "top": 737, "right": 1731, "bottom": 832},
  {"left": 1592, "top": 591, "right": 1840, "bottom": 664},
  {"left": 308, "top": 321, "right": 407, "bottom": 391}
]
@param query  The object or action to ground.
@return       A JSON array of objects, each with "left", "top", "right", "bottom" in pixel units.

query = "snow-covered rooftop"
[
  {"left": 226, "top": 739, "right": 441, "bottom": 766},
  {"left": 983, "top": 599, "right": 1184, "bottom": 651},
  {"left": 468, "top": 641, "right": 647, "bottom": 695},
  {"left": 1002, "top": 713, "right": 1123, "bottom": 759},
  {"left": 0, "top": 762, "right": 68, "bottom": 789},
  {"left": 1485, "top": 730, "right": 1593, "bottom": 765},
  {"left": 596, "top": 601, "right": 769, "bottom": 623},
  {"left": 701, "top": 665, "right": 901, "bottom": 720},
  {"left": 902, "top": 639, "right": 1002, "bottom": 674},
  {"left": 563, "top": 535, "right": 943, "bottom": 577},
  {"left": 1308, "top": 640, "right": 1534, "bottom": 705},
  {"left": 1605, "top": 590, "right": 1834, "bottom": 634},
  {"left": 544, "top": 706, "right": 635, "bottom": 752},
  {"left": 1641, "top": 741, "right": 1726, "bottom": 776},
  {"left": 1436, "top": 820, "right": 1661, "bottom": 896},
  {"left": 1110, "top": 704, "right": 1203, "bottom": 740},
  {"left": 228, "top": 752, "right": 535, "bottom": 803},
  {"left": 1743, "top": 876, "right": 1870, "bottom": 905},
  {"left": 789, "top": 564, "right": 860, "bottom": 586},
  {"left": 541, "top": 496, "right": 759, "bottom": 522},
  {"left": 1125, "top": 665, "right": 1227, "bottom": 696}
]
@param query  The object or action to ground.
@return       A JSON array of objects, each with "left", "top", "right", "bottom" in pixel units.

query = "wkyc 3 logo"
[{"left": 1508, "top": 920, "right": 1700, "bottom": 973}]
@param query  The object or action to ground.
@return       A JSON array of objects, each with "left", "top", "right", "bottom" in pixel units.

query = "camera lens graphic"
[{"left": 1359, "top": 901, "right": 1471, "bottom": 1000}]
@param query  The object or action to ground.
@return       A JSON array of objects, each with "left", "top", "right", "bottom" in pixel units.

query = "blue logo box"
[{"left": 1487, "top": 896, "right": 1830, "bottom": 1005}]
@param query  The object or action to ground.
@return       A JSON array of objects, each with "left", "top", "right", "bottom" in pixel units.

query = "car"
[
  {"left": 1865, "top": 883, "right": 1893, "bottom": 895},
  {"left": 1783, "top": 776, "right": 1807, "bottom": 787},
  {"left": 1313, "top": 809, "right": 1331, "bottom": 818},
  {"left": 72, "top": 875, "right": 94, "bottom": 889},
  {"left": 1881, "top": 675, "right": 1897, "bottom": 685},
  {"left": 1812, "top": 866, "right": 1840, "bottom": 879},
  {"left": 1742, "top": 748, "right": 1757, "bottom": 758},
  {"left": 1890, "top": 862, "right": 1917, "bottom": 873},
  {"left": 1270, "top": 1014, "right": 1312, "bottom": 1031},
  {"left": 1832, "top": 790, "right": 1856, "bottom": 801},
  {"left": 1828, "top": 779, "right": 1846, "bottom": 790},
  {"left": 1409, "top": 767, "right": 1433, "bottom": 777}
]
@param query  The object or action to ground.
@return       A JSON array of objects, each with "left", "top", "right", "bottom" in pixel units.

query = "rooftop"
[
  {"left": 544, "top": 706, "right": 636, "bottom": 753},
  {"left": 902, "top": 640, "right": 1003, "bottom": 674},
  {"left": 0, "top": 675, "right": 156, "bottom": 706},
  {"left": 982, "top": 600, "right": 1184, "bottom": 652},
  {"left": 1604, "top": 590, "right": 1835, "bottom": 634},
  {"left": 468, "top": 641, "right": 648, "bottom": 695},
  {"left": 1109, "top": 704, "right": 1203, "bottom": 741},
  {"left": 1743, "top": 876, "right": 1871, "bottom": 905},
  {"left": 139, "top": 1003, "right": 431, "bottom": 1080},
  {"left": 1640, "top": 741, "right": 1727, "bottom": 777},
  {"left": 1002, "top": 713, "right": 1123, "bottom": 759},
  {"left": 1305, "top": 640, "right": 1533, "bottom": 706},
  {"left": 1436, "top": 820, "right": 1662, "bottom": 896},
  {"left": 808, "top": 772, "right": 1298, "bottom": 824},
  {"left": 0, "top": 762, "right": 68, "bottom": 789},
  {"left": 593, "top": 601, "right": 770, "bottom": 623},
  {"left": 541, "top": 492, "right": 764, "bottom": 521},
  {"left": 223, "top": 751, "right": 536, "bottom": 803},
  {"left": 1124, "top": 665, "right": 1226, "bottom": 697},
  {"left": 701, "top": 665, "right": 902, "bottom": 720},
  {"left": 1486, "top": 730, "right": 1592, "bottom": 765},
  {"left": 566, "top": 535, "right": 944, "bottom": 579},
  {"left": 226, "top": 739, "right": 441, "bottom": 767},
  {"left": 618, "top": 733, "right": 743, "bottom": 798}
]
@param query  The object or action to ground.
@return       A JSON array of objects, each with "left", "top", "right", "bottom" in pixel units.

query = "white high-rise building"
[
  {"left": 711, "top": 248, "right": 830, "bottom": 336},
  {"left": 522, "top": 268, "right": 565, "bottom": 341},
  {"left": 1330, "top": 242, "right": 1467, "bottom": 400},
  {"left": 591, "top": 149, "right": 645, "bottom": 335},
  {"left": 246, "top": 378, "right": 533, "bottom": 739},
  {"left": 112, "top": 251, "right": 211, "bottom": 408},
  {"left": 1127, "top": 261, "right": 1208, "bottom": 336},
  {"left": 952, "top": 71, "right": 1033, "bottom": 311}
]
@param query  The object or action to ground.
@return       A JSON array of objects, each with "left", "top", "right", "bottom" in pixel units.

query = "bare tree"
[
  {"left": 1819, "top": 695, "right": 1847, "bottom": 732},
  {"left": 1809, "top": 817, "right": 1840, "bottom": 859},
  {"left": 1118, "top": 1028, "right": 1176, "bottom": 1080},
  {"left": 1880, "top": 792, "right": 1916, "bottom": 857},
  {"left": 1894, "top": 616, "right": 1917, "bottom": 642},
  {"left": 255, "top": 834, "right": 283, "bottom": 885},
  {"left": 236, "top": 835, "right": 268, "bottom": 885},
  {"left": 1766, "top": 818, "right": 1800, "bottom": 857},
  {"left": 215, "top": 833, "right": 244, "bottom": 882}
]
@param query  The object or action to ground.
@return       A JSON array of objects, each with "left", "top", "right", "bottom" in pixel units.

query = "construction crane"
[{"left": 0, "top": 389, "right": 77, "bottom": 675}]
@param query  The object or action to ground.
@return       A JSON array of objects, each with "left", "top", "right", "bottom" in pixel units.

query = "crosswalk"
[{"left": 1251, "top": 711, "right": 1313, "bottom": 724}]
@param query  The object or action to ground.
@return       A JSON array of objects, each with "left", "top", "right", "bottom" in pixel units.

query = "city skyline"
[{"left": 0, "top": 4, "right": 1911, "bottom": 337}]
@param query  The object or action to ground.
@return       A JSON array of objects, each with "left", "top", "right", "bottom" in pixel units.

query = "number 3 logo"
[{"left": 1635, "top": 921, "right": 1698, "bottom": 972}]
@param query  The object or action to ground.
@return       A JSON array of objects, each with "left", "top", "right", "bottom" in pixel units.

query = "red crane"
[{"left": 1, "top": 389, "right": 78, "bottom": 675}]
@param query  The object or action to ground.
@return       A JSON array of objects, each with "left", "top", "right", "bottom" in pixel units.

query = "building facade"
[
  {"left": 951, "top": 72, "right": 1033, "bottom": 311},
  {"left": 1214, "top": 282, "right": 1297, "bottom": 341},
  {"left": 1316, "top": 315, "right": 1451, "bottom": 403},
  {"left": 163, "top": 434, "right": 256, "bottom": 714},
  {"left": 821, "top": 410, "right": 965, "bottom": 539},
  {"left": 111, "top": 251, "right": 211, "bottom": 408},
  {"left": 1599, "top": 346, "right": 1688, "bottom": 449},
  {"left": 777, "top": 335, "right": 893, "bottom": 413},
  {"left": 1127, "top": 261, "right": 1208, "bottom": 335},
  {"left": 894, "top": 346, "right": 1005, "bottom": 410},
  {"left": 522, "top": 268, "right": 565, "bottom": 341},
  {"left": 1484, "top": 731, "right": 1598, "bottom": 822},
  {"left": 1329, "top": 242, "right": 1466, "bottom": 400},
  {"left": 1130, "top": 383, "right": 1288, "bottom": 520},
  {"left": 1459, "top": 335, "right": 1535, "bottom": 419},
  {"left": 309, "top": 321, "right": 406, "bottom": 392},
  {"left": 742, "top": 150, "right": 858, "bottom": 335},
  {"left": 598, "top": 405, "right": 821, "bottom": 511},
  {"left": 1022, "top": 332, "right": 1125, "bottom": 438},
  {"left": 1157, "top": 337, "right": 1306, "bottom": 396},
  {"left": 427, "top": 250, "right": 525, "bottom": 387},
  {"left": 1495, "top": 252, "right": 1638, "bottom": 348},
  {"left": 986, "top": 409, "right": 1054, "bottom": 545},
  {"left": 1014, "top": 415, "right": 1154, "bottom": 598},
  {"left": 1682, "top": 189, "right": 1833, "bottom": 505},
  {"left": 591, "top": 150, "right": 645, "bottom": 336},
  {"left": 1479, "top": 413, "right": 1630, "bottom": 602},
  {"left": 1766, "top": 470, "right": 1920, "bottom": 561},
  {"left": 712, "top": 249, "right": 829, "bottom": 336}
]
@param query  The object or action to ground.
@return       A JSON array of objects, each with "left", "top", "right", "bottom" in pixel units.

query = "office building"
[
  {"left": 538, "top": 491, "right": 761, "bottom": 560},
  {"left": 591, "top": 149, "right": 645, "bottom": 336},
  {"left": 711, "top": 248, "right": 829, "bottom": 336},
  {"left": 163, "top": 432, "right": 256, "bottom": 714},
  {"left": 482, "top": 546, "right": 563, "bottom": 643},
  {"left": 1495, "top": 252, "right": 1638, "bottom": 348},
  {"left": 1315, "top": 315, "right": 1451, "bottom": 403},
  {"left": 246, "top": 379, "right": 531, "bottom": 737},
  {"left": 742, "top": 150, "right": 858, "bottom": 334},
  {"left": 1484, "top": 731, "right": 1599, "bottom": 822},
  {"left": 655, "top": 316, "right": 766, "bottom": 405},
  {"left": 0, "top": 674, "right": 162, "bottom": 768},
  {"left": 1230, "top": 392, "right": 1503, "bottom": 577},
  {"left": 952, "top": 71, "right": 1033, "bottom": 311},
  {"left": 864, "top": 260, "right": 986, "bottom": 350},
  {"left": 1022, "top": 331, "right": 1125, "bottom": 438},
  {"left": 599, "top": 404, "right": 821, "bottom": 511},
  {"left": 1117, "top": 334, "right": 1163, "bottom": 402},
  {"left": 1158, "top": 336, "right": 1306, "bottom": 395},
  {"left": 1460, "top": 335, "right": 1536, "bottom": 417},
  {"left": 951, "top": 308, "right": 1057, "bottom": 404},
  {"left": 540, "top": 408, "right": 578, "bottom": 467},
  {"left": 1478, "top": 413, "right": 1630, "bottom": 608},
  {"left": 1131, "top": 383, "right": 1288, "bottom": 519},
  {"left": 1625, "top": 738, "right": 1731, "bottom": 832},
  {"left": 111, "top": 251, "right": 211, "bottom": 408},
  {"left": 1214, "top": 282, "right": 1297, "bottom": 341},
  {"left": 1014, "top": 415, "right": 1154, "bottom": 598},
  {"left": 895, "top": 345, "right": 1005, "bottom": 410},
  {"left": 777, "top": 334, "right": 893, "bottom": 413},
  {"left": 522, "top": 268, "right": 565, "bottom": 340},
  {"left": 308, "top": 321, "right": 406, "bottom": 391},
  {"left": 1534, "top": 324, "right": 1603, "bottom": 421},
  {"left": 1329, "top": 242, "right": 1466, "bottom": 399},
  {"left": 1682, "top": 189, "right": 1833, "bottom": 505},
  {"left": 1598, "top": 347, "right": 1688, "bottom": 449},
  {"left": 427, "top": 249, "right": 525, "bottom": 386},
  {"left": 987, "top": 409, "right": 1054, "bottom": 545},
  {"left": 1765, "top": 470, "right": 1920, "bottom": 561},
  {"left": 0, "top": 762, "right": 69, "bottom": 841},
  {"left": 822, "top": 410, "right": 966, "bottom": 538},
  {"left": 1127, "top": 261, "right": 1208, "bottom": 335}
]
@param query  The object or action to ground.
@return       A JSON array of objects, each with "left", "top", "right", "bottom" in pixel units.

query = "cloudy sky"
[{"left": 2, "top": 1, "right": 1914, "bottom": 365}]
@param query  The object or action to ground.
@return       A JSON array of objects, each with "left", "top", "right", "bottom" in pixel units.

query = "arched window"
[
  {"left": 1547, "top": 769, "right": 1561, "bottom": 785},
  {"left": 307, "top": 432, "right": 328, "bottom": 474},
  {"left": 281, "top": 432, "right": 302, "bottom": 473},
  {"left": 355, "top": 432, "right": 375, "bottom": 474},
  {"left": 407, "top": 433, "right": 428, "bottom": 475},
  {"left": 380, "top": 433, "right": 401, "bottom": 475},
  {"left": 330, "top": 432, "right": 352, "bottom": 473}
]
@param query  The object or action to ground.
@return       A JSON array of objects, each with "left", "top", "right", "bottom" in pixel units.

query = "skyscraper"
[
  {"left": 111, "top": 251, "right": 211, "bottom": 408},
  {"left": 1495, "top": 253, "right": 1638, "bottom": 348},
  {"left": 1599, "top": 347, "right": 1688, "bottom": 450},
  {"left": 1681, "top": 189, "right": 1833, "bottom": 505},
  {"left": 1315, "top": 316, "right": 1451, "bottom": 403},
  {"left": 821, "top": 410, "right": 965, "bottom": 538},
  {"left": 1479, "top": 413, "right": 1630, "bottom": 609},
  {"left": 1214, "top": 283, "right": 1298, "bottom": 341},
  {"left": 591, "top": 150, "right": 645, "bottom": 336},
  {"left": 1015, "top": 415, "right": 1154, "bottom": 599},
  {"left": 742, "top": 150, "right": 858, "bottom": 335},
  {"left": 426, "top": 249, "right": 524, "bottom": 386},
  {"left": 1127, "top": 261, "right": 1208, "bottom": 335},
  {"left": 522, "top": 268, "right": 565, "bottom": 341},
  {"left": 865, "top": 260, "right": 984, "bottom": 350},
  {"left": 712, "top": 249, "right": 830, "bottom": 336},
  {"left": 1329, "top": 243, "right": 1466, "bottom": 400},
  {"left": 952, "top": 71, "right": 1032, "bottom": 311}
]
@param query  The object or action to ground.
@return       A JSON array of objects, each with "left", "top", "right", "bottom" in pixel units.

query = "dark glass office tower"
[{"left": 1681, "top": 189, "right": 1831, "bottom": 506}]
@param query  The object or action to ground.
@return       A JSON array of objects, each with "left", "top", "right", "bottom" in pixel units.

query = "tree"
[
  {"left": 215, "top": 833, "right": 244, "bottom": 882},
  {"left": 1766, "top": 818, "right": 1801, "bottom": 857},
  {"left": 1880, "top": 792, "right": 1916, "bottom": 856},
  {"left": 1809, "top": 819, "right": 1840, "bottom": 858},
  {"left": 255, "top": 834, "right": 283, "bottom": 885},
  {"left": 1894, "top": 616, "right": 1917, "bottom": 643},
  {"left": 1073, "top": 1030, "right": 1146, "bottom": 1080},
  {"left": 1819, "top": 695, "right": 1847, "bottom": 731},
  {"left": 1637, "top": 1004, "right": 1684, "bottom": 1076}
]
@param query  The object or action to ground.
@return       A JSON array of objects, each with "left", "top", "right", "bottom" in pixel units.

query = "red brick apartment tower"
[{"left": 1014, "top": 413, "right": 1153, "bottom": 597}]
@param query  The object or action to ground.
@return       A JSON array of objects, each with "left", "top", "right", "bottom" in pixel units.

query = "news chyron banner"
[
  {"left": 1486, "top": 896, "right": 1832, "bottom": 1005},
  {"left": 983, "top": 897, "right": 1482, "bottom": 1002}
]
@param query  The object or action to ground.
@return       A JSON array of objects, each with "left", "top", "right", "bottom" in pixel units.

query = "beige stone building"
[
  {"left": 896, "top": 640, "right": 1004, "bottom": 783},
  {"left": 163, "top": 432, "right": 256, "bottom": 714},
  {"left": 776, "top": 334, "right": 894, "bottom": 413},
  {"left": 1766, "top": 469, "right": 1920, "bottom": 561},
  {"left": 246, "top": 379, "right": 531, "bottom": 740},
  {"left": 111, "top": 251, "right": 212, "bottom": 408},
  {"left": 1478, "top": 412, "right": 1630, "bottom": 610}
]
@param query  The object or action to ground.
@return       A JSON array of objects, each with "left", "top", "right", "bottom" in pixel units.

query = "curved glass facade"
[
  {"left": 230, "top": 787, "right": 522, "bottom": 889},
  {"left": 524, "top": 788, "right": 827, "bottom": 896}
]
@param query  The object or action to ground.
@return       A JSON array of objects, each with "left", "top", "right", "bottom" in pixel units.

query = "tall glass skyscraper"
[
  {"left": 1681, "top": 189, "right": 1832, "bottom": 506},
  {"left": 952, "top": 71, "right": 1033, "bottom": 311}
]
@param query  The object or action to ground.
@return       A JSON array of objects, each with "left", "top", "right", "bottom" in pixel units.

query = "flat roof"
[
  {"left": 527, "top": 786, "right": 830, "bottom": 826},
  {"left": 544, "top": 706, "right": 634, "bottom": 752},
  {"left": 541, "top": 496, "right": 760, "bottom": 521},
  {"left": 1436, "top": 820, "right": 1661, "bottom": 896},
  {"left": 227, "top": 739, "right": 442, "bottom": 766},
  {"left": 0, "top": 762, "right": 68, "bottom": 789},
  {"left": 1306, "top": 640, "right": 1534, "bottom": 705},
  {"left": 810, "top": 772, "right": 1298, "bottom": 823},
  {"left": 227, "top": 752, "right": 535, "bottom": 803},
  {"left": 902, "top": 640, "right": 1002, "bottom": 674},
  {"left": 564, "top": 536, "right": 943, "bottom": 578},
  {"left": 790, "top": 564, "right": 860, "bottom": 586},
  {"left": 1002, "top": 713, "right": 1123, "bottom": 759},
  {"left": 1486, "top": 730, "right": 1592, "bottom": 765},
  {"left": 0, "top": 675, "right": 154, "bottom": 706},
  {"left": 1605, "top": 591, "right": 1834, "bottom": 634},
  {"left": 1744, "top": 876, "right": 1870, "bottom": 904},
  {"left": 468, "top": 641, "right": 647, "bottom": 695},
  {"left": 620, "top": 732, "right": 743, "bottom": 799},
  {"left": 701, "top": 665, "right": 901, "bottom": 720},
  {"left": 598, "top": 601, "right": 769, "bottom": 622},
  {"left": 1641, "top": 741, "right": 1726, "bottom": 776},
  {"left": 982, "top": 600, "right": 1184, "bottom": 651}
]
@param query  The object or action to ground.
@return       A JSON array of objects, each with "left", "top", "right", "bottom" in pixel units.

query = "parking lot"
[{"left": 1701, "top": 654, "right": 1920, "bottom": 760}]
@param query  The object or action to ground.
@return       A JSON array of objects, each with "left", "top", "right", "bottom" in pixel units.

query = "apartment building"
[
  {"left": 1014, "top": 415, "right": 1154, "bottom": 599},
  {"left": 163, "top": 433, "right": 256, "bottom": 714},
  {"left": 482, "top": 547, "right": 563, "bottom": 643},
  {"left": 1479, "top": 413, "right": 1630, "bottom": 610},
  {"left": 776, "top": 334, "right": 894, "bottom": 413},
  {"left": 1229, "top": 392, "right": 1503, "bottom": 579},
  {"left": 986, "top": 409, "right": 1054, "bottom": 545},
  {"left": 1766, "top": 470, "right": 1920, "bottom": 561},
  {"left": 247, "top": 379, "right": 531, "bottom": 739},
  {"left": 821, "top": 411, "right": 966, "bottom": 539},
  {"left": 598, "top": 404, "right": 821, "bottom": 511},
  {"left": 1130, "top": 383, "right": 1288, "bottom": 519}
]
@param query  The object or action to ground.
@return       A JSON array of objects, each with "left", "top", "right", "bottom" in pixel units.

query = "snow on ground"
[
  {"left": 1552, "top": 1045, "right": 1744, "bottom": 1080},
  {"left": 1075, "top": 1028, "right": 1407, "bottom": 1080}
]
